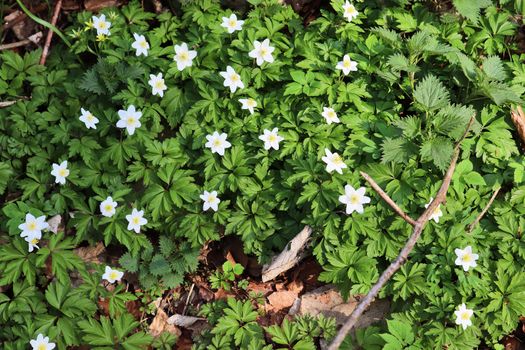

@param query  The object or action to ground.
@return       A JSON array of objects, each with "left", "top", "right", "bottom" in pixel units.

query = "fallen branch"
[
  {"left": 467, "top": 187, "right": 501, "bottom": 233},
  {"left": 40, "top": 0, "right": 63, "bottom": 65},
  {"left": 0, "top": 32, "right": 42, "bottom": 51},
  {"left": 327, "top": 116, "right": 474, "bottom": 350},
  {"left": 511, "top": 105, "right": 525, "bottom": 152}
]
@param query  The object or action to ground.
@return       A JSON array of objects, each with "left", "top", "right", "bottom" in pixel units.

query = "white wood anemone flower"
[
  {"left": 336, "top": 54, "right": 358, "bottom": 75},
  {"left": 221, "top": 13, "right": 244, "bottom": 33},
  {"left": 342, "top": 1, "right": 359, "bottom": 22},
  {"left": 30, "top": 334, "right": 56, "bottom": 350},
  {"left": 454, "top": 303, "right": 473, "bottom": 330},
  {"left": 322, "top": 107, "right": 340, "bottom": 124},
  {"left": 92, "top": 14, "right": 111, "bottom": 36},
  {"left": 148, "top": 73, "right": 167, "bottom": 97},
  {"left": 131, "top": 33, "right": 149, "bottom": 56},
  {"left": 205, "top": 131, "right": 232, "bottom": 156},
  {"left": 339, "top": 185, "right": 371, "bottom": 214},
  {"left": 248, "top": 39, "right": 275, "bottom": 66},
  {"left": 173, "top": 43, "right": 197, "bottom": 71},
  {"left": 200, "top": 190, "right": 221, "bottom": 212},
  {"left": 102, "top": 266, "right": 124, "bottom": 283},
  {"left": 259, "top": 128, "right": 284, "bottom": 150},
  {"left": 19, "top": 213, "right": 48, "bottom": 238},
  {"left": 116, "top": 105, "right": 142, "bottom": 135},
  {"left": 79, "top": 108, "right": 99, "bottom": 129},
  {"left": 424, "top": 197, "right": 443, "bottom": 223},
  {"left": 239, "top": 98, "right": 257, "bottom": 115},
  {"left": 454, "top": 246, "right": 479, "bottom": 272},
  {"left": 126, "top": 208, "right": 148, "bottom": 233},
  {"left": 322, "top": 148, "right": 347, "bottom": 174},
  {"left": 220, "top": 66, "right": 245, "bottom": 93},
  {"left": 100, "top": 196, "right": 118, "bottom": 217},
  {"left": 51, "top": 161, "right": 69, "bottom": 185},
  {"left": 24, "top": 232, "right": 41, "bottom": 253}
]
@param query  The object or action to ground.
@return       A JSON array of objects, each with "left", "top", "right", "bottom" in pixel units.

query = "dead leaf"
[
  {"left": 47, "top": 215, "right": 62, "bottom": 234},
  {"left": 74, "top": 242, "right": 105, "bottom": 264},
  {"left": 84, "top": 0, "right": 121, "bottom": 12},
  {"left": 511, "top": 106, "right": 525, "bottom": 152},
  {"left": 167, "top": 314, "right": 204, "bottom": 328},
  {"left": 266, "top": 291, "right": 298, "bottom": 312},
  {"left": 262, "top": 226, "right": 312, "bottom": 282},
  {"left": 149, "top": 308, "right": 181, "bottom": 337}
]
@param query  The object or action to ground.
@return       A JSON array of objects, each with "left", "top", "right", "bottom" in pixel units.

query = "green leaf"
[{"left": 413, "top": 75, "right": 450, "bottom": 112}]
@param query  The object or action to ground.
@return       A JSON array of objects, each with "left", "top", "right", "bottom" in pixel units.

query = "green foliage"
[{"left": 210, "top": 261, "right": 245, "bottom": 291}]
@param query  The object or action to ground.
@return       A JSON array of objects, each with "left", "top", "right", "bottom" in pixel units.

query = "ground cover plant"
[{"left": 1, "top": 0, "right": 525, "bottom": 348}]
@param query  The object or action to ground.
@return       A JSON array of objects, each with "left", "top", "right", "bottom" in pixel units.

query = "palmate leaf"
[{"left": 413, "top": 75, "right": 450, "bottom": 112}]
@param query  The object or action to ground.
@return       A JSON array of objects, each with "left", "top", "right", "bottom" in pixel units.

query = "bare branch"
[
  {"left": 327, "top": 116, "right": 474, "bottom": 350},
  {"left": 40, "top": 0, "right": 63, "bottom": 65},
  {"left": 360, "top": 171, "right": 416, "bottom": 226},
  {"left": 467, "top": 187, "right": 501, "bottom": 233}
]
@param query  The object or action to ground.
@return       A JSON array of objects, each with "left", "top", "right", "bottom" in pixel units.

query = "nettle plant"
[{"left": 1, "top": 0, "right": 525, "bottom": 348}]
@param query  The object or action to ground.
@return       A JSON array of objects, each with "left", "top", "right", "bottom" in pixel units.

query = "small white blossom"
[
  {"left": 220, "top": 66, "right": 245, "bottom": 93},
  {"left": 79, "top": 108, "right": 99, "bottom": 129},
  {"left": 102, "top": 266, "right": 124, "bottom": 283},
  {"left": 92, "top": 14, "right": 111, "bottom": 36},
  {"left": 173, "top": 43, "right": 197, "bottom": 71},
  {"left": 342, "top": 1, "right": 359, "bottom": 22},
  {"left": 454, "top": 246, "right": 479, "bottom": 272},
  {"left": 19, "top": 213, "right": 48, "bottom": 238},
  {"left": 336, "top": 54, "right": 358, "bottom": 75},
  {"left": 126, "top": 208, "right": 147, "bottom": 233},
  {"left": 322, "top": 107, "right": 340, "bottom": 125},
  {"left": 100, "top": 196, "right": 118, "bottom": 217},
  {"left": 116, "top": 105, "right": 142, "bottom": 135},
  {"left": 221, "top": 13, "right": 244, "bottom": 33},
  {"left": 248, "top": 39, "right": 275, "bottom": 66},
  {"left": 339, "top": 185, "right": 371, "bottom": 214},
  {"left": 131, "top": 33, "right": 149, "bottom": 56},
  {"left": 30, "top": 334, "right": 55, "bottom": 350},
  {"left": 205, "top": 131, "right": 232, "bottom": 156},
  {"left": 454, "top": 303, "right": 473, "bottom": 330},
  {"left": 148, "top": 73, "right": 167, "bottom": 97},
  {"left": 239, "top": 98, "right": 257, "bottom": 115},
  {"left": 200, "top": 190, "right": 220, "bottom": 212},
  {"left": 51, "top": 161, "right": 70, "bottom": 185},
  {"left": 24, "top": 232, "right": 41, "bottom": 253},
  {"left": 424, "top": 197, "right": 443, "bottom": 223},
  {"left": 259, "top": 128, "right": 284, "bottom": 151},
  {"left": 322, "top": 149, "right": 347, "bottom": 174}
]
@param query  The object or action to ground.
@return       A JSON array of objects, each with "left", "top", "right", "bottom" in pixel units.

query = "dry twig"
[
  {"left": 40, "top": 0, "right": 63, "bottom": 65},
  {"left": 467, "top": 187, "right": 501, "bottom": 233},
  {"left": 0, "top": 31, "right": 42, "bottom": 51},
  {"left": 511, "top": 105, "right": 525, "bottom": 152},
  {"left": 327, "top": 117, "right": 474, "bottom": 350}
]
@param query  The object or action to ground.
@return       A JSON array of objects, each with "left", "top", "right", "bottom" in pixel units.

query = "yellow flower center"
[
  {"left": 58, "top": 168, "right": 68, "bottom": 177},
  {"left": 98, "top": 21, "right": 107, "bottom": 30},
  {"left": 28, "top": 221, "right": 37, "bottom": 231},
  {"left": 140, "top": 40, "right": 148, "bottom": 48},
  {"left": 268, "top": 134, "right": 277, "bottom": 142},
  {"left": 38, "top": 344, "right": 47, "bottom": 350},
  {"left": 31, "top": 238, "right": 39, "bottom": 245},
  {"left": 350, "top": 194, "right": 360, "bottom": 204},
  {"left": 247, "top": 99, "right": 256, "bottom": 107},
  {"left": 230, "top": 74, "right": 239, "bottom": 82},
  {"left": 462, "top": 253, "right": 472, "bottom": 263},
  {"left": 132, "top": 217, "right": 140, "bottom": 225},
  {"left": 328, "top": 111, "right": 336, "bottom": 119},
  {"left": 460, "top": 312, "right": 470, "bottom": 321},
  {"left": 105, "top": 204, "right": 113, "bottom": 212},
  {"left": 260, "top": 48, "right": 268, "bottom": 56},
  {"left": 332, "top": 154, "right": 343, "bottom": 165},
  {"left": 179, "top": 52, "right": 189, "bottom": 61},
  {"left": 433, "top": 207, "right": 441, "bottom": 216},
  {"left": 109, "top": 271, "right": 119, "bottom": 280},
  {"left": 213, "top": 139, "right": 222, "bottom": 147},
  {"left": 155, "top": 80, "right": 165, "bottom": 90},
  {"left": 343, "top": 59, "right": 351, "bottom": 68},
  {"left": 127, "top": 117, "right": 135, "bottom": 126},
  {"left": 346, "top": 6, "right": 357, "bottom": 16},
  {"left": 87, "top": 113, "right": 94, "bottom": 121},
  {"left": 229, "top": 19, "right": 237, "bottom": 27},
  {"left": 207, "top": 195, "right": 217, "bottom": 203}
]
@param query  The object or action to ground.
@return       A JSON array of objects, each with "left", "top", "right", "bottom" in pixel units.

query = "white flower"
[
  {"left": 92, "top": 14, "right": 111, "bottom": 36},
  {"left": 79, "top": 108, "right": 99, "bottom": 129},
  {"left": 322, "top": 107, "right": 340, "bottom": 125},
  {"left": 248, "top": 39, "right": 275, "bottom": 66},
  {"left": 173, "top": 42, "right": 197, "bottom": 71},
  {"left": 51, "top": 161, "right": 70, "bottom": 185},
  {"left": 221, "top": 13, "right": 244, "bottom": 33},
  {"left": 148, "top": 73, "right": 167, "bottom": 97},
  {"left": 30, "top": 334, "right": 55, "bottom": 350},
  {"left": 126, "top": 208, "right": 147, "bottom": 233},
  {"left": 239, "top": 98, "right": 257, "bottom": 115},
  {"left": 19, "top": 213, "right": 49, "bottom": 238},
  {"left": 259, "top": 128, "right": 284, "bottom": 150},
  {"left": 336, "top": 54, "right": 358, "bottom": 75},
  {"left": 100, "top": 196, "right": 118, "bottom": 217},
  {"left": 205, "top": 131, "right": 232, "bottom": 156},
  {"left": 454, "top": 246, "right": 479, "bottom": 272},
  {"left": 116, "top": 105, "right": 142, "bottom": 135},
  {"left": 339, "top": 185, "right": 371, "bottom": 214},
  {"left": 220, "top": 66, "right": 245, "bottom": 93},
  {"left": 454, "top": 303, "right": 473, "bottom": 330},
  {"left": 200, "top": 190, "right": 220, "bottom": 212},
  {"left": 131, "top": 33, "right": 149, "bottom": 56},
  {"left": 102, "top": 266, "right": 124, "bottom": 283},
  {"left": 424, "top": 197, "right": 443, "bottom": 223},
  {"left": 342, "top": 1, "right": 359, "bottom": 22},
  {"left": 24, "top": 232, "right": 41, "bottom": 253},
  {"left": 322, "top": 149, "right": 347, "bottom": 174}
]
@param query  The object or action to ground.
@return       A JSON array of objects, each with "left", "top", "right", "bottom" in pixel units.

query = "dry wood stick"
[
  {"left": 467, "top": 187, "right": 501, "bottom": 233},
  {"left": 40, "top": 0, "right": 62, "bottom": 65},
  {"left": 327, "top": 117, "right": 474, "bottom": 350}
]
